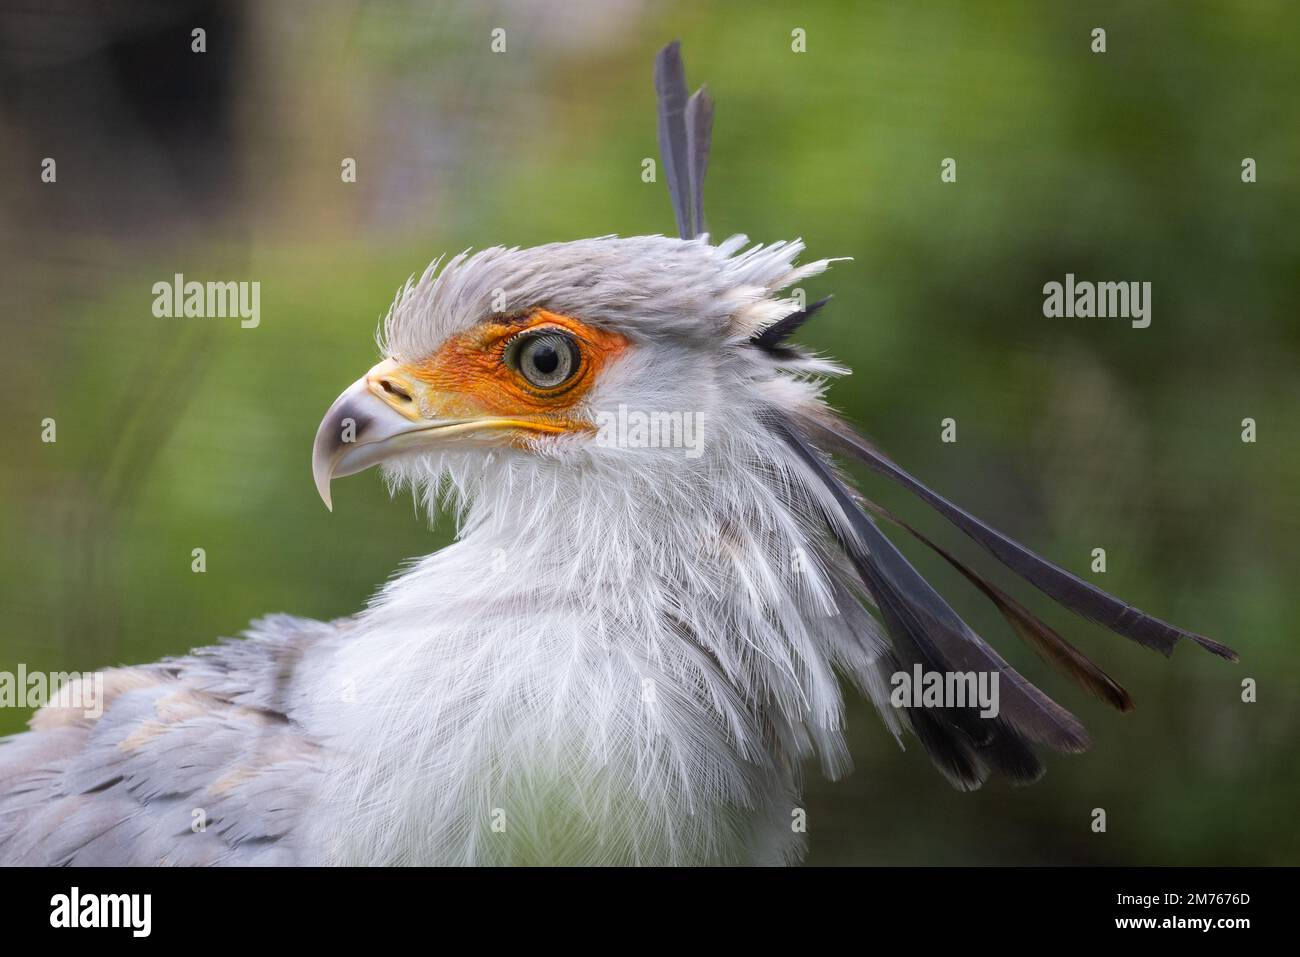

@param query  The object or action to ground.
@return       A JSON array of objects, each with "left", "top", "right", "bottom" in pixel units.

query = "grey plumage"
[{"left": 0, "top": 615, "right": 333, "bottom": 865}]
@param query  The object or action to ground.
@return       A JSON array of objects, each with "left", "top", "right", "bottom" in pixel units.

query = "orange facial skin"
[{"left": 402, "top": 308, "right": 629, "bottom": 437}]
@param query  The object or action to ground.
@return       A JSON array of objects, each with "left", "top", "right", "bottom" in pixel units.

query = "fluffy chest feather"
[{"left": 301, "top": 465, "right": 849, "bottom": 865}]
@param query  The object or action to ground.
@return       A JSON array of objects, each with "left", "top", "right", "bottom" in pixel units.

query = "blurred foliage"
[{"left": 0, "top": 0, "right": 1297, "bottom": 864}]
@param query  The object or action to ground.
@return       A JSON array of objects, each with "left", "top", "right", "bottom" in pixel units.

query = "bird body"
[
  {"left": 0, "top": 44, "right": 1234, "bottom": 867},
  {"left": 1, "top": 236, "right": 850, "bottom": 866}
]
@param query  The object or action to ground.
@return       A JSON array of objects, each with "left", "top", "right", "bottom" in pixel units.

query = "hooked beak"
[
  {"left": 311, "top": 359, "right": 568, "bottom": 510},
  {"left": 311, "top": 359, "right": 442, "bottom": 511}
]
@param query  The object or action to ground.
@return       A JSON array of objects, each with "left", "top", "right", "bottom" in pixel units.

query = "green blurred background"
[{"left": 1, "top": 0, "right": 1297, "bottom": 864}]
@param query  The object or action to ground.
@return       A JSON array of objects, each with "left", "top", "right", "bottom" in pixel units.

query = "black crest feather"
[
  {"left": 772, "top": 414, "right": 1091, "bottom": 789},
  {"left": 859, "top": 496, "right": 1135, "bottom": 713},
  {"left": 766, "top": 409, "right": 1236, "bottom": 787},
  {"left": 751, "top": 295, "right": 833, "bottom": 356},
  {"left": 802, "top": 413, "right": 1238, "bottom": 663}
]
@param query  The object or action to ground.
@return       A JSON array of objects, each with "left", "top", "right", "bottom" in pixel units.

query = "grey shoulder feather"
[{"left": 0, "top": 615, "right": 341, "bottom": 865}]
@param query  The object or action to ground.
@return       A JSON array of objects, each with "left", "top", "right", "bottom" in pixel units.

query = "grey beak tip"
[
  {"left": 312, "top": 443, "right": 336, "bottom": 512},
  {"left": 313, "top": 462, "right": 335, "bottom": 512}
]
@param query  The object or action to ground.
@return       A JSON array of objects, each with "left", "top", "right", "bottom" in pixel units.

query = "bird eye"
[{"left": 505, "top": 329, "right": 581, "bottom": 390}]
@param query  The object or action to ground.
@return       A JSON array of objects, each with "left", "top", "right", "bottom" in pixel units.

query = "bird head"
[{"left": 311, "top": 234, "right": 838, "bottom": 511}]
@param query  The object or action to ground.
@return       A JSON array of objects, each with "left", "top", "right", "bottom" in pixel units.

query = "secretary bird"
[{"left": 0, "top": 42, "right": 1235, "bottom": 866}]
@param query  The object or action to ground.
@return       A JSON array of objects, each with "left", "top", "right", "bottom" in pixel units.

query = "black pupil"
[{"left": 530, "top": 342, "right": 560, "bottom": 376}]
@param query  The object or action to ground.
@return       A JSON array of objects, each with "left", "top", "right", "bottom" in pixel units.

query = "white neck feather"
[{"left": 303, "top": 392, "right": 873, "bottom": 865}]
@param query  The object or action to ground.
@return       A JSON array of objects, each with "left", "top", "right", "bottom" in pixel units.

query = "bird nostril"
[{"left": 379, "top": 378, "right": 413, "bottom": 403}]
